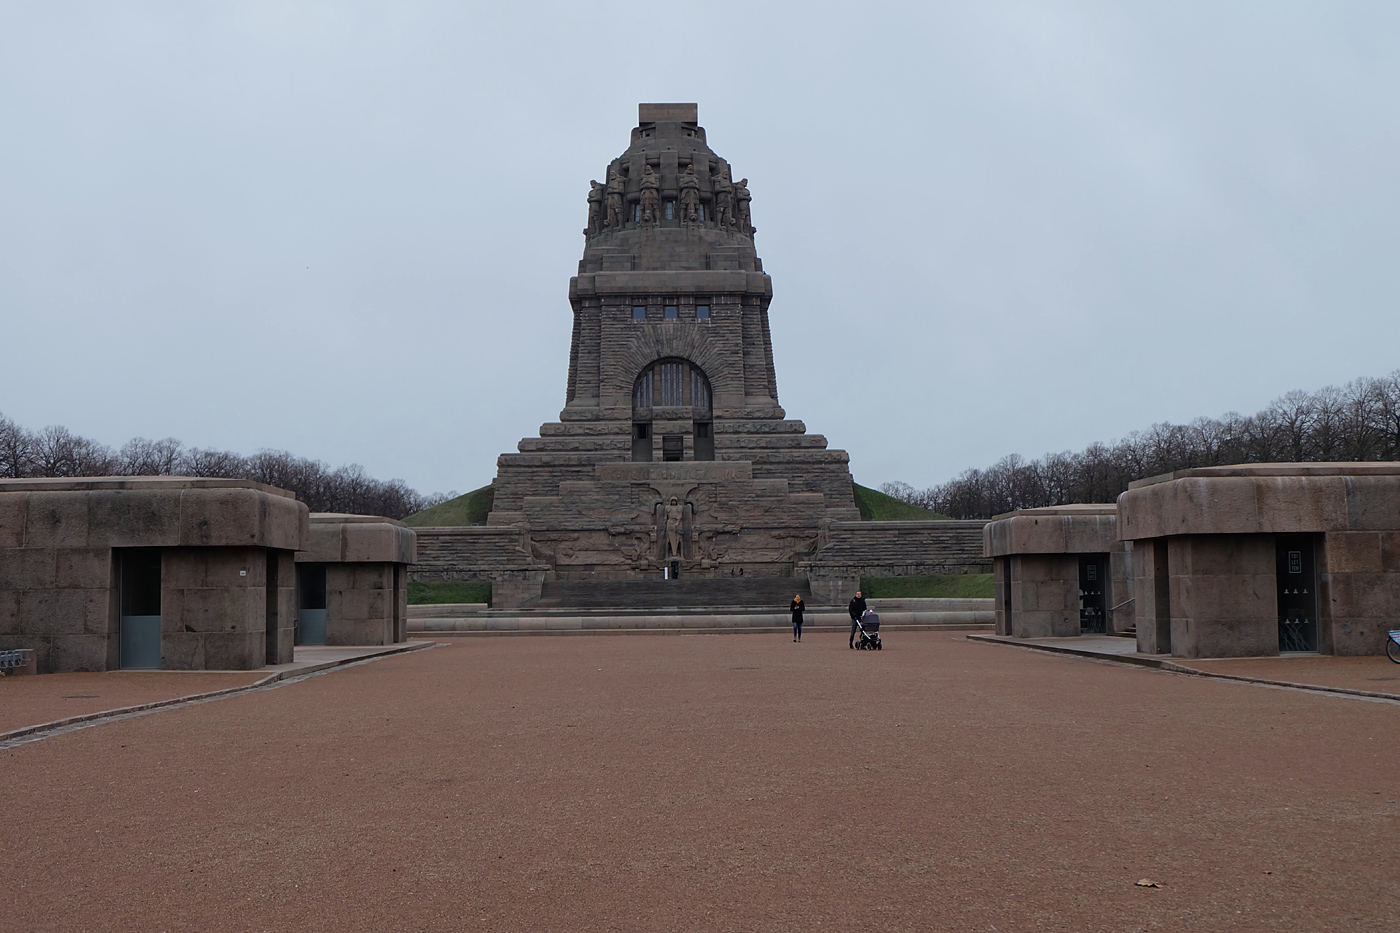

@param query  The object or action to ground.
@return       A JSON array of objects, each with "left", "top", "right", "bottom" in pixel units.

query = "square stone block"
[
  {"left": 48, "top": 633, "right": 115, "bottom": 673},
  {"left": 1345, "top": 477, "right": 1400, "bottom": 531},
  {"left": 159, "top": 631, "right": 204, "bottom": 670},
  {"left": 1379, "top": 532, "right": 1400, "bottom": 572},
  {"left": 17, "top": 587, "right": 110, "bottom": 637},
  {"left": 1255, "top": 476, "right": 1346, "bottom": 534},
  {"left": 0, "top": 547, "right": 57, "bottom": 589},
  {"left": 56, "top": 548, "right": 112, "bottom": 589},
  {"left": 201, "top": 631, "right": 264, "bottom": 670},
  {"left": 88, "top": 490, "right": 182, "bottom": 547},
  {"left": 0, "top": 494, "right": 27, "bottom": 547},
  {"left": 22, "top": 493, "right": 92, "bottom": 548}
]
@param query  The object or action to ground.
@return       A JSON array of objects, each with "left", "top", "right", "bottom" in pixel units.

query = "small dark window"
[
  {"left": 695, "top": 423, "right": 709, "bottom": 438},
  {"left": 662, "top": 435, "right": 684, "bottom": 461},
  {"left": 633, "top": 204, "right": 640, "bottom": 222},
  {"left": 696, "top": 304, "right": 710, "bottom": 321},
  {"left": 698, "top": 204, "right": 706, "bottom": 222},
  {"left": 665, "top": 201, "right": 675, "bottom": 220},
  {"left": 664, "top": 305, "right": 678, "bottom": 320},
  {"left": 635, "top": 423, "right": 649, "bottom": 439},
  {"left": 633, "top": 305, "right": 645, "bottom": 321}
]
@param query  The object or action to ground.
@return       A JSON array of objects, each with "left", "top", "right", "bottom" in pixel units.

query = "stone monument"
[{"left": 487, "top": 103, "right": 860, "bottom": 588}]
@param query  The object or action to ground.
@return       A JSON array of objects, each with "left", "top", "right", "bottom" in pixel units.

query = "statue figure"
[
  {"left": 585, "top": 180, "right": 603, "bottom": 236},
  {"left": 679, "top": 164, "right": 701, "bottom": 224},
  {"left": 665, "top": 496, "right": 686, "bottom": 558},
  {"left": 711, "top": 166, "right": 734, "bottom": 229},
  {"left": 734, "top": 178, "right": 753, "bottom": 235},
  {"left": 640, "top": 165, "right": 661, "bottom": 225},
  {"left": 605, "top": 168, "right": 626, "bottom": 230}
]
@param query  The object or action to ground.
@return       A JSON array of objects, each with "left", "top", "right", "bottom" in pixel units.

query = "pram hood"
[{"left": 859, "top": 610, "right": 880, "bottom": 632}]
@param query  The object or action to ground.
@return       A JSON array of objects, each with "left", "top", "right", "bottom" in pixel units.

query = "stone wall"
[
  {"left": 1120, "top": 463, "right": 1400, "bottom": 657},
  {"left": 800, "top": 520, "right": 991, "bottom": 603},
  {"left": 0, "top": 477, "right": 307, "bottom": 672}
]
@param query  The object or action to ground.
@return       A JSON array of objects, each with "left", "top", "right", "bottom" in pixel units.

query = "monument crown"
[{"left": 638, "top": 102, "right": 698, "bottom": 123}]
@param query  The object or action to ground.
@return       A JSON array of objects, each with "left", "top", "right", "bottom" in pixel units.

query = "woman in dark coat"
[{"left": 790, "top": 595, "right": 806, "bottom": 642}]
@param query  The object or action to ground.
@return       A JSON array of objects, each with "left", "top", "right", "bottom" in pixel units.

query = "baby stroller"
[{"left": 855, "top": 609, "right": 882, "bottom": 650}]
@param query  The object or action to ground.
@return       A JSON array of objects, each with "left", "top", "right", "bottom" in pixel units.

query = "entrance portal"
[
  {"left": 1276, "top": 535, "right": 1318, "bottom": 652},
  {"left": 297, "top": 563, "right": 328, "bottom": 645},
  {"left": 1078, "top": 554, "right": 1108, "bottom": 634},
  {"left": 119, "top": 548, "right": 162, "bottom": 669}
]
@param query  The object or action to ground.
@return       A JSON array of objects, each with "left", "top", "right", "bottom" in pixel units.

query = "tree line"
[
  {"left": 881, "top": 370, "right": 1400, "bottom": 520},
  {"left": 0, "top": 413, "right": 448, "bottom": 520}
]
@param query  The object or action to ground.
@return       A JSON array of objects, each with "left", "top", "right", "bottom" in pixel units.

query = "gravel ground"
[
  {"left": 1181, "top": 654, "right": 1400, "bottom": 695},
  {"left": 2, "top": 632, "right": 1397, "bottom": 932},
  {"left": 0, "top": 671, "right": 265, "bottom": 734}
]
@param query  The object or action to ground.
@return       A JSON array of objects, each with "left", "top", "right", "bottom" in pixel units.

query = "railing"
[{"left": 0, "top": 649, "right": 35, "bottom": 675}]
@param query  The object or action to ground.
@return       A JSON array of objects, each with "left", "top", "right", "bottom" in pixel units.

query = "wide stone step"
[{"left": 534, "top": 576, "right": 813, "bottom": 609}]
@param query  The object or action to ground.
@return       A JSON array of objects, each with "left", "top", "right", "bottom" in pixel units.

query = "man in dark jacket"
[{"left": 848, "top": 591, "right": 867, "bottom": 649}]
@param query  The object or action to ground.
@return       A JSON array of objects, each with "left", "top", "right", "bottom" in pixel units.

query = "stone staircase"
[{"left": 533, "top": 576, "right": 813, "bottom": 609}]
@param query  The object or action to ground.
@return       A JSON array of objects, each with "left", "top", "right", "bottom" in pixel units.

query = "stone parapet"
[
  {"left": 298, "top": 513, "right": 416, "bottom": 565},
  {"left": 983, "top": 504, "right": 1120, "bottom": 557}
]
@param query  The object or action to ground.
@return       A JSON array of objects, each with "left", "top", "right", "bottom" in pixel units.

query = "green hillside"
[
  {"left": 853, "top": 482, "right": 951, "bottom": 521},
  {"left": 403, "top": 483, "right": 495, "bottom": 527}
]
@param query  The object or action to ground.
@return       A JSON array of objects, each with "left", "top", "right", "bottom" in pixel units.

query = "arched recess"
[{"left": 632, "top": 358, "right": 714, "bottom": 462}]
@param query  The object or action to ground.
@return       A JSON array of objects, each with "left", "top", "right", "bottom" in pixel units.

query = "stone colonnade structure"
[
  {"left": 0, "top": 477, "right": 306, "bottom": 672},
  {"left": 295, "top": 513, "right": 417, "bottom": 647},
  {"left": 0, "top": 478, "right": 419, "bottom": 673},
  {"left": 1119, "top": 463, "right": 1400, "bottom": 658},
  {"left": 983, "top": 504, "right": 1133, "bottom": 638},
  {"left": 983, "top": 463, "right": 1400, "bottom": 657}
]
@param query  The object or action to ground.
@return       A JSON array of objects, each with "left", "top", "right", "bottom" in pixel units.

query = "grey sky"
[{"left": 3, "top": 2, "right": 1397, "bottom": 497}]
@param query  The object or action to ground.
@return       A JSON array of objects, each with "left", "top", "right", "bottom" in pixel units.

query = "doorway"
[
  {"left": 119, "top": 548, "right": 162, "bottom": 669},
  {"left": 1078, "top": 554, "right": 1108, "bottom": 634},
  {"left": 297, "top": 563, "right": 328, "bottom": 646},
  {"left": 1276, "top": 535, "right": 1318, "bottom": 653}
]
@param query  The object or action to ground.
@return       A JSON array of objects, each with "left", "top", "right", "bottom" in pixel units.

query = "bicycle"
[{"left": 1388, "top": 630, "right": 1400, "bottom": 663}]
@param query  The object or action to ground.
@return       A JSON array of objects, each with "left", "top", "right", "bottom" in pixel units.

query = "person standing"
[
  {"left": 848, "top": 590, "right": 867, "bottom": 649},
  {"left": 790, "top": 595, "right": 806, "bottom": 642}
]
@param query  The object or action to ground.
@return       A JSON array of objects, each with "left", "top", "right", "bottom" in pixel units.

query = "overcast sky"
[{"left": 3, "top": 2, "right": 1397, "bottom": 497}]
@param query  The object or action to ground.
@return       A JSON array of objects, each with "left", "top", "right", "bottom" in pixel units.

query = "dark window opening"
[
  {"left": 633, "top": 305, "right": 646, "bottom": 321},
  {"left": 693, "top": 421, "right": 714, "bottom": 461},
  {"left": 265, "top": 552, "right": 280, "bottom": 664},
  {"left": 696, "top": 304, "right": 710, "bottom": 320},
  {"left": 664, "top": 305, "right": 678, "bottom": 320},
  {"left": 664, "top": 200, "right": 675, "bottom": 220},
  {"left": 662, "top": 435, "right": 684, "bottom": 461},
  {"left": 632, "top": 422, "right": 652, "bottom": 462},
  {"left": 120, "top": 549, "right": 162, "bottom": 617}
]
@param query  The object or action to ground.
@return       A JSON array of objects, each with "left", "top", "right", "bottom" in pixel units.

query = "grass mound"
[
  {"left": 404, "top": 484, "right": 495, "bottom": 527},
  {"left": 859, "top": 573, "right": 994, "bottom": 599},
  {"left": 853, "top": 483, "right": 951, "bottom": 521},
  {"left": 408, "top": 579, "right": 492, "bottom": 605}
]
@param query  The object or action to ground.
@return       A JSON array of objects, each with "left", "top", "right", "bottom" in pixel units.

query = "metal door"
[
  {"left": 1079, "top": 555, "right": 1107, "bottom": 634},
  {"left": 1277, "top": 536, "right": 1318, "bottom": 652},
  {"left": 119, "top": 549, "right": 162, "bottom": 669}
]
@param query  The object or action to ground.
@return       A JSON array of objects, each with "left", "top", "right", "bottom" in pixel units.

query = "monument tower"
[{"left": 488, "top": 103, "right": 859, "bottom": 582}]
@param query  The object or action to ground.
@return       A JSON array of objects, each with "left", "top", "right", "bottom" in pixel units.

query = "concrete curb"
[
  {"left": 0, "top": 642, "right": 437, "bottom": 745},
  {"left": 421, "top": 624, "right": 994, "bottom": 638},
  {"left": 966, "top": 634, "right": 1400, "bottom": 703}
]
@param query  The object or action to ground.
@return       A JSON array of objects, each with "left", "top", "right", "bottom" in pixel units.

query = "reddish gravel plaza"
[{"left": 3, "top": 632, "right": 1398, "bottom": 932}]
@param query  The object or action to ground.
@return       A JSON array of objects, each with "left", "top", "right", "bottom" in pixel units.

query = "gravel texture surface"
[
  {"left": 1181, "top": 654, "right": 1400, "bottom": 695},
  {"left": 0, "top": 671, "right": 265, "bottom": 733},
  {"left": 3, "top": 632, "right": 1398, "bottom": 932}
]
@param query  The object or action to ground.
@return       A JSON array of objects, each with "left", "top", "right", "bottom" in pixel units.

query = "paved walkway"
[
  {"left": 969, "top": 633, "right": 1400, "bottom": 700},
  {"left": 0, "top": 642, "right": 434, "bottom": 741},
  {"left": 2, "top": 631, "right": 1397, "bottom": 931}
]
